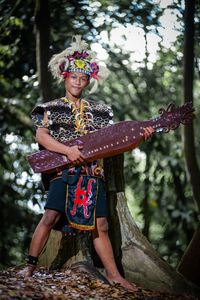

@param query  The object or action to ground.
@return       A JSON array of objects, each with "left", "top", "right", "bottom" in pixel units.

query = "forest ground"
[{"left": 0, "top": 267, "right": 199, "bottom": 300}]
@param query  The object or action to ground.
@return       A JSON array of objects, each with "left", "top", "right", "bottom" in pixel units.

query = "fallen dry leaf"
[{"left": 0, "top": 268, "right": 198, "bottom": 300}]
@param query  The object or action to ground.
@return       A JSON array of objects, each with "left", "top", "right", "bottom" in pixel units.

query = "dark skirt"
[{"left": 45, "top": 175, "right": 108, "bottom": 232}]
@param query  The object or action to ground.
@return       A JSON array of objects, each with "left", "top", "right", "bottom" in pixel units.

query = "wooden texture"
[{"left": 28, "top": 102, "right": 195, "bottom": 173}]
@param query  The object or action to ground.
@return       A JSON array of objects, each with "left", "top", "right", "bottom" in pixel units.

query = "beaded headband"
[{"left": 48, "top": 35, "right": 109, "bottom": 93}]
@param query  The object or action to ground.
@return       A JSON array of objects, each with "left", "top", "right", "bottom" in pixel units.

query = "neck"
[{"left": 66, "top": 91, "right": 82, "bottom": 108}]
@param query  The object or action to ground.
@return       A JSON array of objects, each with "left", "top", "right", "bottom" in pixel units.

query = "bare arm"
[{"left": 36, "top": 112, "right": 86, "bottom": 165}]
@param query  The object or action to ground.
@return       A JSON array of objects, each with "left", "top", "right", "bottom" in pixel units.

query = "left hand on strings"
[{"left": 144, "top": 126, "right": 155, "bottom": 140}]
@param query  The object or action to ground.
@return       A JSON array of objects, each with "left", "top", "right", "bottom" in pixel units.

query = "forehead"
[{"left": 69, "top": 72, "right": 89, "bottom": 79}]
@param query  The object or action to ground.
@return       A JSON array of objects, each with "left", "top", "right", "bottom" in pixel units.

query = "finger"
[
  {"left": 74, "top": 159, "right": 82, "bottom": 165},
  {"left": 147, "top": 128, "right": 153, "bottom": 135},
  {"left": 147, "top": 127, "right": 152, "bottom": 134},
  {"left": 144, "top": 128, "right": 148, "bottom": 140},
  {"left": 75, "top": 156, "right": 85, "bottom": 164},
  {"left": 149, "top": 126, "right": 155, "bottom": 134},
  {"left": 144, "top": 127, "right": 152, "bottom": 140},
  {"left": 77, "top": 157, "right": 84, "bottom": 163},
  {"left": 75, "top": 147, "right": 86, "bottom": 159},
  {"left": 80, "top": 153, "right": 86, "bottom": 160},
  {"left": 79, "top": 156, "right": 87, "bottom": 164}
]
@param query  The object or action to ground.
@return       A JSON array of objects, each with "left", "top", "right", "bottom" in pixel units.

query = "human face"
[{"left": 65, "top": 72, "right": 90, "bottom": 99}]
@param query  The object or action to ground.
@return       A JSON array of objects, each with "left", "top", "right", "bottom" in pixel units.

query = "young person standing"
[{"left": 18, "top": 36, "right": 153, "bottom": 291}]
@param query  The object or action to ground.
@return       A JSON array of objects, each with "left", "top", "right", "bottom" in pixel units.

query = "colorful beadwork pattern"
[
  {"left": 61, "top": 97, "right": 92, "bottom": 134},
  {"left": 32, "top": 98, "right": 113, "bottom": 143},
  {"left": 31, "top": 98, "right": 113, "bottom": 180},
  {"left": 38, "top": 121, "right": 49, "bottom": 128},
  {"left": 48, "top": 36, "right": 108, "bottom": 93}
]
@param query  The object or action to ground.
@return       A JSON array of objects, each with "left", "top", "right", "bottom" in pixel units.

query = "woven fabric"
[{"left": 32, "top": 98, "right": 113, "bottom": 142}]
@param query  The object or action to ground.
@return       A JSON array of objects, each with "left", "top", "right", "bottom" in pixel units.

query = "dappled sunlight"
[{"left": 1, "top": 0, "right": 199, "bottom": 290}]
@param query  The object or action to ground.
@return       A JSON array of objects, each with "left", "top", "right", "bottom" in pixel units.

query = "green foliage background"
[{"left": 0, "top": 0, "right": 200, "bottom": 269}]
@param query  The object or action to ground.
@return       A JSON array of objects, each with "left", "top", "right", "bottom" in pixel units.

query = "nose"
[{"left": 75, "top": 77, "right": 81, "bottom": 85}]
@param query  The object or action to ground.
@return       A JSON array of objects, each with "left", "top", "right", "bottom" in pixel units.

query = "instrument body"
[{"left": 28, "top": 102, "right": 195, "bottom": 174}]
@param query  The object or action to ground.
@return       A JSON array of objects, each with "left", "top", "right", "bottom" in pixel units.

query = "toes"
[{"left": 16, "top": 265, "right": 35, "bottom": 278}]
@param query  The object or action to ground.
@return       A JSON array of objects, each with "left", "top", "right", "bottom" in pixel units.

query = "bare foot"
[
  {"left": 108, "top": 276, "right": 139, "bottom": 292},
  {"left": 17, "top": 264, "right": 35, "bottom": 278}
]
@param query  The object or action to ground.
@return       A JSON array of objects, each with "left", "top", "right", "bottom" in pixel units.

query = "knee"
[
  {"left": 96, "top": 217, "right": 109, "bottom": 233},
  {"left": 41, "top": 209, "right": 61, "bottom": 228}
]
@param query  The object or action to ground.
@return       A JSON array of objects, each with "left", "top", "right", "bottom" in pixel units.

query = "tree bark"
[
  {"left": 182, "top": 0, "right": 200, "bottom": 212},
  {"left": 178, "top": 221, "right": 200, "bottom": 287},
  {"left": 35, "top": 0, "right": 52, "bottom": 103},
  {"left": 178, "top": 0, "right": 200, "bottom": 287},
  {"left": 38, "top": 155, "right": 199, "bottom": 295}
]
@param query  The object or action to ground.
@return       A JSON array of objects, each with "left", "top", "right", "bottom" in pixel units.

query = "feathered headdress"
[{"left": 48, "top": 35, "right": 109, "bottom": 93}]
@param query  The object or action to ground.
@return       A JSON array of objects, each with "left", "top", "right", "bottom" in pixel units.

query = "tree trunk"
[
  {"left": 178, "top": 221, "right": 200, "bottom": 287},
  {"left": 38, "top": 155, "right": 199, "bottom": 295},
  {"left": 182, "top": 0, "right": 200, "bottom": 212},
  {"left": 35, "top": 0, "right": 52, "bottom": 103},
  {"left": 178, "top": 0, "right": 200, "bottom": 286}
]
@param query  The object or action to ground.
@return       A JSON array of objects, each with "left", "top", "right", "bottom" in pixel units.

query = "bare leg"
[
  {"left": 17, "top": 209, "right": 61, "bottom": 278},
  {"left": 29, "top": 209, "right": 61, "bottom": 256},
  {"left": 92, "top": 217, "right": 138, "bottom": 291}
]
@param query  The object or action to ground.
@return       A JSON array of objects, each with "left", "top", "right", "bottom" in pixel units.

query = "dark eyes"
[{"left": 71, "top": 76, "right": 87, "bottom": 81}]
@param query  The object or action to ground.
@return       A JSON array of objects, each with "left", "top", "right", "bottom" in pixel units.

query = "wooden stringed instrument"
[{"left": 28, "top": 102, "right": 195, "bottom": 174}]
